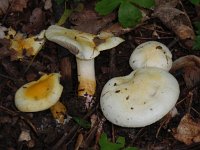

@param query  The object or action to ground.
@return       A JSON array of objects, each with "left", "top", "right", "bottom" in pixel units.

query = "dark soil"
[{"left": 0, "top": 0, "right": 200, "bottom": 150}]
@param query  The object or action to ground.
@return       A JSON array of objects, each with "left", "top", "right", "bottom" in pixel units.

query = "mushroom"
[
  {"left": 100, "top": 67, "right": 180, "bottom": 127},
  {"left": 45, "top": 25, "right": 124, "bottom": 108},
  {"left": 9, "top": 29, "right": 45, "bottom": 59},
  {"left": 15, "top": 73, "right": 63, "bottom": 112},
  {"left": 129, "top": 41, "right": 172, "bottom": 71}
]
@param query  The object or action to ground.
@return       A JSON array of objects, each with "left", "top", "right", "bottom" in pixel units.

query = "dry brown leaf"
[
  {"left": 70, "top": 8, "right": 116, "bottom": 34},
  {"left": 173, "top": 114, "right": 200, "bottom": 145},
  {"left": 44, "top": 0, "right": 52, "bottom": 10},
  {"left": 153, "top": 6, "right": 195, "bottom": 49},
  {"left": 102, "top": 23, "right": 132, "bottom": 36},
  {"left": 155, "top": 0, "right": 179, "bottom": 7},
  {"left": 10, "top": 0, "right": 28, "bottom": 12},
  {"left": 22, "top": 8, "right": 45, "bottom": 34},
  {"left": 74, "top": 133, "right": 84, "bottom": 150},
  {"left": 0, "top": 39, "right": 11, "bottom": 59},
  {"left": 170, "top": 55, "right": 200, "bottom": 88},
  {"left": 18, "top": 129, "right": 31, "bottom": 142},
  {"left": 0, "top": 0, "right": 9, "bottom": 16},
  {"left": 70, "top": 9, "right": 99, "bottom": 25}
]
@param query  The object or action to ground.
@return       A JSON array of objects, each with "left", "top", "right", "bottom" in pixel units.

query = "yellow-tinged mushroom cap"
[
  {"left": 129, "top": 41, "right": 172, "bottom": 71},
  {"left": 15, "top": 73, "right": 63, "bottom": 112},
  {"left": 10, "top": 30, "right": 45, "bottom": 59},
  {"left": 45, "top": 25, "right": 124, "bottom": 60}
]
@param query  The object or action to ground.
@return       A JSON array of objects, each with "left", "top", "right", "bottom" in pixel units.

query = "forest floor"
[{"left": 0, "top": 0, "right": 200, "bottom": 150}]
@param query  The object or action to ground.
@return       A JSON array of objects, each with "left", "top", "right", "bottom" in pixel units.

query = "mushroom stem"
[{"left": 76, "top": 58, "right": 96, "bottom": 97}]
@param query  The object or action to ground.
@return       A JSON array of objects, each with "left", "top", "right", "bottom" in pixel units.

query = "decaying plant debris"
[
  {"left": 0, "top": 0, "right": 200, "bottom": 149},
  {"left": 173, "top": 113, "right": 200, "bottom": 145}
]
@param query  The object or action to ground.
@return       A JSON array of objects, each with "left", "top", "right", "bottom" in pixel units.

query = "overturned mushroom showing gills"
[
  {"left": 15, "top": 73, "right": 63, "bottom": 112},
  {"left": 100, "top": 67, "right": 180, "bottom": 127},
  {"left": 45, "top": 25, "right": 124, "bottom": 108},
  {"left": 129, "top": 41, "right": 172, "bottom": 71}
]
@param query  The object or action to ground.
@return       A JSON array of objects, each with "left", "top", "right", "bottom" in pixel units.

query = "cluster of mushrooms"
[
  {"left": 12, "top": 25, "right": 124, "bottom": 123},
  {"left": 100, "top": 41, "right": 180, "bottom": 127},
  {"left": 5, "top": 24, "right": 180, "bottom": 127}
]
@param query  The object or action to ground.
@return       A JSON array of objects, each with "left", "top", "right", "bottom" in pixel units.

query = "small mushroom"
[
  {"left": 129, "top": 41, "right": 172, "bottom": 71},
  {"left": 45, "top": 25, "right": 124, "bottom": 108},
  {"left": 15, "top": 73, "right": 63, "bottom": 112},
  {"left": 100, "top": 67, "right": 180, "bottom": 127},
  {"left": 9, "top": 30, "right": 45, "bottom": 59}
]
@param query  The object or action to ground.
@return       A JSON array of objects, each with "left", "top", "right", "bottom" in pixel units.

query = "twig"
[
  {"left": 0, "top": 105, "right": 38, "bottom": 136},
  {"left": 187, "top": 92, "right": 193, "bottom": 114},
  {"left": 130, "top": 128, "right": 145, "bottom": 145},
  {"left": 23, "top": 54, "right": 37, "bottom": 74},
  {"left": 51, "top": 105, "right": 97, "bottom": 150},
  {"left": 109, "top": 48, "right": 117, "bottom": 78},
  {"left": 2, "top": 0, "right": 14, "bottom": 24},
  {"left": 140, "top": 26, "right": 172, "bottom": 35},
  {"left": 176, "top": 85, "right": 199, "bottom": 106},
  {"left": 191, "top": 107, "right": 200, "bottom": 116},
  {"left": 156, "top": 118, "right": 168, "bottom": 138},
  {"left": 111, "top": 124, "right": 115, "bottom": 143},
  {"left": 0, "top": 73, "right": 17, "bottom": 81},
  {"left": 134, "top": 36, "right": 175, "bottom": 40},
  {"left": 66, "top": 128, "right": 82, "bottom": 147},
  {"left": 167, "top": 38, "right": 179, "bottom": 49}
]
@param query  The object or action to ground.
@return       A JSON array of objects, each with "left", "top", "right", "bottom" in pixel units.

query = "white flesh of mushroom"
[
  {"left": 45, "top": 25, "right": 124, "bottom": 59},
  {"left": 15, "top": 73, "right": 63, "bottom": 112},
  {"left": 77, "top": 58, "right": 96, "bottom": 96},
  {"left": 100, "top": 67, "right": 180, "bottom": 127},
  {"left": 129, "top": 41, "right": 172, "bottom": 71}
]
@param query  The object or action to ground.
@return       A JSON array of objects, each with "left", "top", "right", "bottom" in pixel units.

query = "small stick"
[
  {"left": 51, "top": 105, "right": 97, "bottom": 150},
  {"left": 109, "top": 48, "right": 117, "bottom": 78},
  {"left": 111, "top": 124, "right": 115, "bottom": 143},
  {"left": 167, "top": 38, "right": 179, "bottom": 49},
  {"left": 134, "top": 36, "right": 175, "bottom": 40},
  {"left": 0, "top": 73, "right": 17, "bottom": 81},
  {"left": 191, "top": 107, "right": 200, "bottom": 116},
  {"left": 2, "top": 0, "right": 14, "bottom": 24},
  {"left": 187, "top": 92, "right": 193, "bottom": 114},
  {"left": 0, "top": 105, "right": 38, "bottom": 136},
  {"left": 130, "top": 128, "right": 145, "bottom": 146}
]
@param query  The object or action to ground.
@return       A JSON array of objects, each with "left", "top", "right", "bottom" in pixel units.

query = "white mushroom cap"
[
  {"left": 45, "top": 25, "right": 124, "bottom": 59},
  {"left": 129, "top": 41, "right": 172, "bottom": 71},
  {"left": 100, "top": 67, "right": 180, "bottom": 127},
  {"left": 15, "top": 73, "right": 63, "bottom": 112}
]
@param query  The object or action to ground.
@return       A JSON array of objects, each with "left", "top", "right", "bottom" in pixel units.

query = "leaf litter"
[{"left": 0, "top": 0, "right": 200, "bottom": 149}]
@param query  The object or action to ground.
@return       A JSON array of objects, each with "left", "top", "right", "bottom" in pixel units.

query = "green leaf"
[
  {"left": 123, "top": 147, "right": 139, "bottom": 150},
  {"left": 193, "top": 35, "right": 200, "bottom": 50},
  {"left": 116, "top": 136, "right": 125, "bottom": 147},
  {"left": 95, "top": 0, "right": 122, "bottom": 15},
  {"left": 190, "top": 0, "right": 200, "bottom": 5},
  {"left": 73, "top": 117, "right": 91, "bottom": 129},
  {"left": 55, "top": 0, "right": 65, "bottom": 5},
  {"left": 193, "top": 21, "right": 200, "bottom": 50},
  {"left": 194, "top": 21, "right": 200, "bottom": 35},
  {"left": 57, "top": 8, "right": 72, "bottom": 26},
  {"left": 99, "top": 132, "right": 140, "bottom": 150},
  {"left": 99, "top": 133, "right": 125, "bottom": 150},
  {"left": 118, "top": 1, "right": 142, "bottom": 28},
  {"left": 130, "top": 0, "right": 155, "bottom": 8}
]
